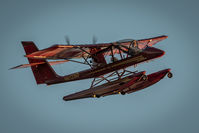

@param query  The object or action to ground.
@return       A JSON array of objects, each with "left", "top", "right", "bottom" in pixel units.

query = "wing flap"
[{"left": 25, "top": 46, "right": 76, "bottom": 59}]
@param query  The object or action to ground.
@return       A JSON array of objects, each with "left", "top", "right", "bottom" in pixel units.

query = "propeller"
[
  {"left": 92, "top": 35, "right": 97, "bottom": 44},
  {"left": 65, "top": 36, "right": 70, "bottom": 45}
]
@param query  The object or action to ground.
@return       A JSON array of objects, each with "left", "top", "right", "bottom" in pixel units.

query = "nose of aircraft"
[{"left": 143, "top": 47, "right": 165, "bottom": 59}]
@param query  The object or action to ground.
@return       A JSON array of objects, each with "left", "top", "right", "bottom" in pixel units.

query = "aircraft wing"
[
  {"left": 25, "top": 44, "right": 89, "bottom": 59},
  {"left": 25, "top": 35, "right": 167, "bottom": 60}
]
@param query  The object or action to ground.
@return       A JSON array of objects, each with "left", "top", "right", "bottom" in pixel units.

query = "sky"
[{"left": 0, "top": 0, "right": 199, "bottom": 133}]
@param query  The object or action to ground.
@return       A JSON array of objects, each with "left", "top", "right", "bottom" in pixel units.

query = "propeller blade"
[
  {"left": 92, "top": 35, "right": 97, "bottom": 44},
  {"left": 65, "top": 36, "right": 70, "bottom": 45}
]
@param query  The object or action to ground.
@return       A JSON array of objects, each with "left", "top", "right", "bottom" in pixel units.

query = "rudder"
[{"left": 21, "top": 41, "right": 59, "bottom": 84}]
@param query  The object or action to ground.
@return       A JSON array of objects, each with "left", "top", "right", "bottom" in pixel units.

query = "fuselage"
[{"left": 46, "top": 47, "right": 165, "bottom": 85}]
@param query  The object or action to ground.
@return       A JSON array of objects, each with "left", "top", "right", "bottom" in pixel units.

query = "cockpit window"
[
  {"left": 138, "top": 43, "right": 148, "bottom": 49},
  {"left": 115, "top": 39, "right": 149, "bottom": 56},
  {"left": 116, "top": 39, "right": 148, "bottom": 50}
]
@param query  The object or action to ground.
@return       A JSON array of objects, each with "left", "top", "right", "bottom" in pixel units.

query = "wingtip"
[
  {"left": 8, "top": 67, "right": 13, "bottom": 70},
  {"left": 161, "top": 35, "right": 168, "bottom": 39},
  {"left": 9, "top": 65, "right": 22, "bottom": 70}
]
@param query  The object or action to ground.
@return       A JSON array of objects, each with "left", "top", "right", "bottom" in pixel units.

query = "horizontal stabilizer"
[{"left": 10, "top": 60, "right": 69, "bottom": 69}]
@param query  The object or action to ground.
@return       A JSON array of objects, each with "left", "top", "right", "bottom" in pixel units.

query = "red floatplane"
[{"left": 11, "top": 35, "right": 172, "bottom": 101}]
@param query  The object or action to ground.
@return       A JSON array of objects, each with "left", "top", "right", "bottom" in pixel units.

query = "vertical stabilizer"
[{"left": 21, "top": 41, "right": 59, "bottom": 84}]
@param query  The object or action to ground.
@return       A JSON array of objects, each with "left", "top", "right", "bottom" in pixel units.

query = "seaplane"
[{"left": 11, "top": 35, "right": 172, "bottom": 101}]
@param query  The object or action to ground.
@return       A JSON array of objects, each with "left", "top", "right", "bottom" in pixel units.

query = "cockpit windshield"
[
  {"left": 116, "top": 39, "right": 149, "bottom": 56},
  {"left": 137, "top": 43, "right": 148, "bottom": 49},
  {"left": 116, "top": 39, "right": 148, "bottom": 50}
]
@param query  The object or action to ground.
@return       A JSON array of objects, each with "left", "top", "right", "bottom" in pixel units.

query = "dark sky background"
[{"left": 0, "top": 0, "right": 199, "bottom": 133}]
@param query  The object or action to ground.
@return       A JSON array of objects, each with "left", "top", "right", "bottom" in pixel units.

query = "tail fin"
[{"left": 21, "top": 41, "right": 59, "bottom": 84}]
